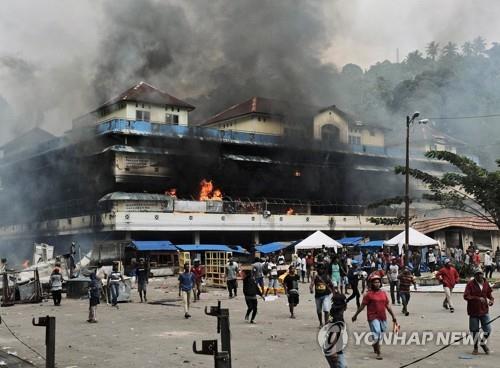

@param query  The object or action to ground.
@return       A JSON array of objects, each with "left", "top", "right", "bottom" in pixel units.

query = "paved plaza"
[{"left": 0, "top": 278, "right": 498, "bottom": 368}]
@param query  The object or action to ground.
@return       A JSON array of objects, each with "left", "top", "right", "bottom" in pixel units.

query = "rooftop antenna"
[{"left": 396, "top": 48, "right": 400, "bottom": 63}]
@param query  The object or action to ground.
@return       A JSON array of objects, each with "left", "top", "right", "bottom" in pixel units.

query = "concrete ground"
[{"left": 0, "top": 278, "right": 498, "bottom": 368}]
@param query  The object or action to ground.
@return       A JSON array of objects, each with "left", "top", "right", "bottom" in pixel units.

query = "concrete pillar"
[
  {"left": 193, "top": 231, "right": 201, "bottom": 245},
  {"left": 125, "top": 231, "right": 132, "bottom": 241}
]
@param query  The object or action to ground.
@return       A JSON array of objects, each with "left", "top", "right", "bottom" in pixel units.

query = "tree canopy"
[{"left": 370, "top": 151, "right": 500, "bottom": 229}]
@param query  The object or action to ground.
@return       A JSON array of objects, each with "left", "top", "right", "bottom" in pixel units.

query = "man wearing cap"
[
  {"left": 436, "top": 259, "right": 460, "bottom": 313},
  {"left": 352, "top": 273, "right": 397, "bottom": 360},
  {"left": 463, "top": 268, "right": 494, "bottom": 355},
  {"left": 483, "top": 251, "right": 493, "bottom": 279}
]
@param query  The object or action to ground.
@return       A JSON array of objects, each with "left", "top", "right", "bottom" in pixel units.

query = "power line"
[
  {"left": 400, "top": 313, "right": 500, "bottom": 367},
  {"left": 428, "top": 113, "right": 500, "bottom": 120},
  {"left": 1, "top": 317, "right": 46, "bottom": 362}
]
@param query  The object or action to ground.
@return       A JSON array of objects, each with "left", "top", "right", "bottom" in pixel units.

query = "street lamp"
[{"left": 404, "top": 112, "right": 428, "bottom": 263}]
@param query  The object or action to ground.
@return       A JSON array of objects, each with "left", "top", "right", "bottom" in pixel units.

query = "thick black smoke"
[{"left": 92, "top": 0, "right": 340, "bottom": 121}]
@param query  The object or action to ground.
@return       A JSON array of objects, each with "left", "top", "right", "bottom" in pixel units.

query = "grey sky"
[{"left": 1, "top": 0, "right": 499, "bottom": 140}]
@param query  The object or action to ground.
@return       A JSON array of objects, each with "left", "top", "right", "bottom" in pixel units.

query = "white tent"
[
  {"left": 384, "top": 227, "right": 438, "bottom": 254},
  {"left": 294, "top": 231, "right": 343, "bottom": 253}
]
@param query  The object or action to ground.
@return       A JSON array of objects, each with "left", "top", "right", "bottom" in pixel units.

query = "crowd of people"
[{"left": 39, "top": 243, "right": 497, "bottom": 367}]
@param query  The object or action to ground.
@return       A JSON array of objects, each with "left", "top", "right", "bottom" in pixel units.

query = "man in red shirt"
[
  {"left": 190, "top": 259, "right": 205, "bottom": 301},
  {"left": 463, "top": 268, "right": 494, "bottom": 355},
  {"left": 435, "top": 259, "right": 460, "bottom": 313},
  {"left": 352, "top": 274, "right": 397, "bottom": 360}
]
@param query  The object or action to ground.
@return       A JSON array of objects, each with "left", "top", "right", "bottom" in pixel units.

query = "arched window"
[{"left": 321, "top": 124, "right": 340, "bottom": 143}]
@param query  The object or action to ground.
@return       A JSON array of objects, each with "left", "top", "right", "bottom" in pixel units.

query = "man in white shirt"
[
  {"left": 265, "top": 258, "right": 279, "bottom": 297},
  {"left": 300, "top": 254, "right": 307, "bottom": 283},
  {"left": 484, "top": 251, "right": 493, "bottom": 279},
  {"left": 388, "top": 257, "right": 401, "bottom": 305}
]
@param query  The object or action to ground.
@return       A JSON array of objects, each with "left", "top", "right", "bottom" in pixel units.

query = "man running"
[
  {"left": 398, "top": 267, "right": 417, "bottom": 316},
  {"left": 178, "top": 263, "right": 196, "bottom": 319},
  {"left": 283, "top": 265, "right": 300, "bottom": 318},
  {"left": 464, "top": 268, "right": 494, "bottom": 355},
  {"left": 310, "top": 262, "right": 334, "bottom": 327},
  {"left": 346, "top": 263, "right": 362, "bottom": 308},
  {"left": 351, "top": 274, "right": 397, "bottom": 360},
  {"left": 243, "top": 269, "right": 264, "bottom": 323},
  {"left": 252, "top": 257, "right": 265, "bottom": 294},
  {"left": 436, "top": 259, "right": 460, "bottom": 313}
]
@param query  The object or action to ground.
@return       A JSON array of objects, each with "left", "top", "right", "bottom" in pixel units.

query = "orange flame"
[
  {"left": 198, "top": 179, "right": 223, "bottom": 201},
  {"left": 286, "top": 208, "right": 295, "bottom": 215},
  {"left": 165, "top": 188, "right": 177, "bottom": 198},
  {"left": 212, "top": 189, "right": 223, "bottom": 201},
  {"left": 22, "top": 260, "right": 30, "bottom": 269}
]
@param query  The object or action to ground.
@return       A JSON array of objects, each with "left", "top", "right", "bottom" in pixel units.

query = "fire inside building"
[{"left": 0, "top": 82, "right": 471, "bottom": 261}]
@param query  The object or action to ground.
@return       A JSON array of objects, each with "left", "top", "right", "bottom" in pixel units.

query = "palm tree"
[
  {"left": 441, "top": 42, "right": 459, "bottom": 58},
  {"left": 426, "top": 41, "right": 440, "bottom": 61},
  {"left": 461, "top": 41, "right": 474, "bottom": 57},
  {"left": 472, "top": 36, "right": 487, "bottom": 55}
]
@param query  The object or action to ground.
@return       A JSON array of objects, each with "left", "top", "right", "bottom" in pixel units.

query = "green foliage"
[{"left": 400, "top": 151, "right": 500, "bottom": 228}]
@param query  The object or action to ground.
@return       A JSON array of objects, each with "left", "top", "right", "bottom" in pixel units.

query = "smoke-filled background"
[{"left": 2, "top": 0, "right": 500, "bottom": 164}]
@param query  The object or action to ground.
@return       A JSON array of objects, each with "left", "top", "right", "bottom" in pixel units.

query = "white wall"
[{"left": 97, "top": 102, "right": 190, "bottom": 125}]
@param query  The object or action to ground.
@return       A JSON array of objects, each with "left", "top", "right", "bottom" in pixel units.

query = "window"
[
  {"left": 136, "top": 110, "right": 151, "bottom": 121},
  {"left": 348, "top": 135, "right": 361, "bottom": 145},
  {"left": 165, "top": 114, "right": 179, "bottom": 125}
]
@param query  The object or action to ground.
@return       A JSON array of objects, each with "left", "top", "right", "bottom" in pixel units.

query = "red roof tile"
[
  {"left": 96, "top": 81, "right": 194, "bottom": 112},
  {"left": 412, "top": 216, "right": 498, "bottom": 234},
  {"left": 201, "top": 97, "right": 319, "bottom": 126}
]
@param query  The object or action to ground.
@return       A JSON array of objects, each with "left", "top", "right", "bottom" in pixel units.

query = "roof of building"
[
  {"left": 128, "top": 240, "right": 177, "bottom": 252},
  {"left": 0, "top": 127, "right": 56, "bottom": 154},
  {"left": 202, "top": 96, "right": 317, "bottom": 126},
  {"left": 318, "top": 105, "right": 391, "bottom": 132},
  {"left": 94, "top": 81, "right": 195, "bottom": 112},
  {"left": 412, "top": 216, "right": 498, "bottom": 234}
]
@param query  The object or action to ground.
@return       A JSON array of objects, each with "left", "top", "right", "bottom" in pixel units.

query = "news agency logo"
[{"left": 317, "top": 321, "right": 349, "bottom": 356}]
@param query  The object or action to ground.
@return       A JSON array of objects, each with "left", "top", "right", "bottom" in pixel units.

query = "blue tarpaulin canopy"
[
  {"left": 360, "top": 240, "right": 385, "bottom": 248},
  {"left": 255, "top": 241, "right": 293, "bottom": 254},
  {"left": 129, "top": 240, "right": 177, "bottom": 252},
  {"left": 337, "top": 237, "right": 364, "bottom": 246},
  {"left": 176, "top": 244, "right": 248, "bottom": 254}
]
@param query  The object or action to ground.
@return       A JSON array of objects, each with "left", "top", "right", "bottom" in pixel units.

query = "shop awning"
[
  {"left": 176, "top": 244, "right": 248, "bottom": 254},
  {"left": 360, "top": 240, "right": 385, "bottom": 248},
  {"left": 129, "top": 240, "right": 177, "bottom": 252},
  {"left": 337, "top": 237, "right": 364, "bottom": 246},
  {"left": 255, "top": 241, "right": 293, "bottom": 254}
]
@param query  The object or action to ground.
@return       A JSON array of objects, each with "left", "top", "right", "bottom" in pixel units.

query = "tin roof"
[{"left": 412, "top": 216, "right": 498, "bottom": 234}]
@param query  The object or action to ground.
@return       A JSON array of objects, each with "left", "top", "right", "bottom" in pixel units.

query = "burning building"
[{"left": 0, "top": 82, "right": 452, "bottom": 259}]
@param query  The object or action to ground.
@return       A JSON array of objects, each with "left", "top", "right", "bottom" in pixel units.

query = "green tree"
[
  {"left": 370, "top": 151, "right": 500, "bottom": 229},
  {"left": 399, "top": 151, "right": 500, "bottom": 228},
  {"left": 461, "top": 41, "right": 474, "bottom": 57},
  {"left": 426, "top": 41, "right": 440, "bottom": 61},
  {"left": 441, "top": 42, "right": 459, "bottom": 58},
  {"left": 472, "top": 36, "right": 487, "bottom": 55}
]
